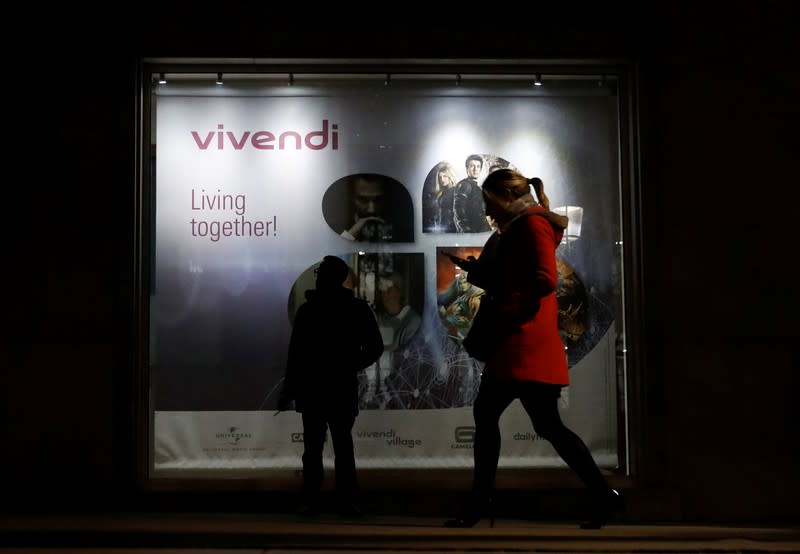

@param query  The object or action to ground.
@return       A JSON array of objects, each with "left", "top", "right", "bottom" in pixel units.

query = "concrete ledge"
[{"left": 1, "top": 513, "right": 798, "bottom": 552}]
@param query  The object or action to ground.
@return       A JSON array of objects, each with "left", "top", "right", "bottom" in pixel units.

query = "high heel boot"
[
  {"left": 443, "top": 497, "right": 494, "bottom": 528},
  {"left": 580, "top": 488, "right": 624, "bottom": 529}
]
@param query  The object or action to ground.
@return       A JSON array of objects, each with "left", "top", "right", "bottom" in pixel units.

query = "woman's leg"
[
  {"left": 519, "top": 384, "right": 611, "bottom": 495},
  {"left": 471, "top": 377, "right": 515, "bottom": 502}
]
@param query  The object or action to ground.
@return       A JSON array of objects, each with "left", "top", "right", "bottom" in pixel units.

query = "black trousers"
[
  {"left": 472, "top": 376, "right": 610, "bottom": 502},
  {"left": 301, "top": 410, "right": 358, "bottom": 504}
]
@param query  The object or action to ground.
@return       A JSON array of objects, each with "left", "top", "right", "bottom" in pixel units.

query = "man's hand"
[
  {"left": 277, "top": 388, "right": 294, "bottom": 412},
  {"left": 347, "top": 216, "right": 386, "bottom": 239}
]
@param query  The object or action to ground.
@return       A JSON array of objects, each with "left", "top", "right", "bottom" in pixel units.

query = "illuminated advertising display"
[{"left": 150, "top": 76, "right": 623, "bottom": 475}]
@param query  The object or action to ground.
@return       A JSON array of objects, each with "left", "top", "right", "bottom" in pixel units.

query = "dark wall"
[{"left": 4, "top": 4, "right": 798, "bottom": 522}]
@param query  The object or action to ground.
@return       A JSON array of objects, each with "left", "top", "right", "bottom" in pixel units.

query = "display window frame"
[{"left": 134, "top": 58, "right": 645, "bottom": 493}]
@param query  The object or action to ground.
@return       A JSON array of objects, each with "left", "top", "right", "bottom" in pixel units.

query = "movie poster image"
[
  {"left": 435, "top": 246, "right": 486, "bottom": 342},
  {"left": 422, "top": 155, "right": 515, "bottom": 234}
]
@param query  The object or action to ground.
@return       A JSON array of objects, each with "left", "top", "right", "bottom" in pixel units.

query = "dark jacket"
[{"left": 282, "top": 286, "right": 383, "bottom": 415}]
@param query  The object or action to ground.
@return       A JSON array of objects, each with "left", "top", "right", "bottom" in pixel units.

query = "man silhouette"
[{"left": 279, "top": 255, "right": 384, "bottom": 517}]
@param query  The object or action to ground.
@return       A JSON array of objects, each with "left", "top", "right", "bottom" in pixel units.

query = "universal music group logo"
[
  {"left": 216, "top": 426, "right": 252, "bottom": 445},
  {"left": 203, "top": 426, "right": 265, "bottom": 453}
]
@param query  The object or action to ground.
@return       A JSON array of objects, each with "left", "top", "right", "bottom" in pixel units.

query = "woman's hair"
[
  {"left": 482, "top": 169, "right": 546, "bottom": 205},
  {"left": 435, "top": 162, "right": 457, "bottom": 196},
  {"left": 481, "top": 168, "right": 526, "bottom": 197}
]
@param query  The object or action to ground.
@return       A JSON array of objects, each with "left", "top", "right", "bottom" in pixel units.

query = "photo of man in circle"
[{"left": 322, "top": 173, "right": 414, "bottom": 242}]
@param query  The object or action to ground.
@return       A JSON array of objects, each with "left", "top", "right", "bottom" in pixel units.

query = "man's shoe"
[
  {"left": 297, "top": 503, "right": 319, "bottom": 517},
  {"left": 338, "top": 502, "right": 364, "bottom": 518}
]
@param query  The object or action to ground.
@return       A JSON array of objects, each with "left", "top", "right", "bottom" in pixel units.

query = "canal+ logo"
[{"left": 451, "top": 426, "right": 475, "bottom": 449}]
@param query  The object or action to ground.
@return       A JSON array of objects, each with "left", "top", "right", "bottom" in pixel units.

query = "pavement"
[{"left": 1, "top": 512, "right": 798, "bottom": 553}]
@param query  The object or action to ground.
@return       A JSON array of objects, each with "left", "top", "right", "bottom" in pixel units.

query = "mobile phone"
[{"left": 440, "top": 250, "right": 466, "bottom": 264}]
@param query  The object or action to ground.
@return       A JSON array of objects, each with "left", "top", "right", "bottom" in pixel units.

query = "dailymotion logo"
[{"left": 512, "top": 431, "right": 544, "bottom": 442}]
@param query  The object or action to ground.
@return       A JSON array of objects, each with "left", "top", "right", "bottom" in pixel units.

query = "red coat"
[{"left": 467, "top": 205, "right": 568, "bottom": 385}]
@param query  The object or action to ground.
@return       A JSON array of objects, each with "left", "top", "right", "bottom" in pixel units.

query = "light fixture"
[
  {"left": 533, "top": 74, "right": 542, "bottom": 86},
  {"left": 216, "top": 72, "right": 223, "bottom": 85},
  {"left": 552, "top": 205, "right": 583, "bottom": 243},
  {"left": 158, "top": 72, "right": 167, "bottom": 85},
  {"left": 384, "top": 73, "right": 391, "bottom": 86}
]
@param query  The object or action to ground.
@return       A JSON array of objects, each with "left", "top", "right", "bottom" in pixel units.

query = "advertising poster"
[{"left": 151, "top": 81, "right": 622, "bottom": 475}]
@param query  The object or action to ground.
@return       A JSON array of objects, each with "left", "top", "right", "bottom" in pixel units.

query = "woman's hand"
[
  {"left": 443, "top": 252, "right": 478, "bottom": 272},
  {"left": 456, "top": 255, "right": 478, "bottom": 272}
]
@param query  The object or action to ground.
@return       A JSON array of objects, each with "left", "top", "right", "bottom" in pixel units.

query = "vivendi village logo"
[{"left": 356, "top": 428, "right": 422, "bottom": 449}]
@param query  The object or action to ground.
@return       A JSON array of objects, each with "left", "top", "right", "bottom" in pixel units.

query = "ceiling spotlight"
[
  {"left": 158, "top": 72, "right": 167, "bottom": 85},
  {"left": 533, "top": 74, "right": 542, "bottom": 86},
  {"left": 216, "top": 72, "right": 223, "bottom": 85}
]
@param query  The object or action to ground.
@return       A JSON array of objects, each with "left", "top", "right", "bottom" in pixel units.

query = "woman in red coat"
[{"left": 444, "top": 169, "right": 622, "bottom": 529}]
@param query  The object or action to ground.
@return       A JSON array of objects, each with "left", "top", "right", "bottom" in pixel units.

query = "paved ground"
[{"left": 1, "top": 512, "right": 798, "bottom": 553}]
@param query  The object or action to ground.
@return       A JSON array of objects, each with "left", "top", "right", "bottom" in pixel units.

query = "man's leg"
[
  {"left": 328, "top": 411, "right": 360, "bottom": 515},
  {"left": 300, "top": 411, "right": 327, "bottom": 513}
]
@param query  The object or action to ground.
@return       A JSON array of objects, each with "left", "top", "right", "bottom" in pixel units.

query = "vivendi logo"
[{"left": 190, "top": 120, "right": 338, "bottom": 151}]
